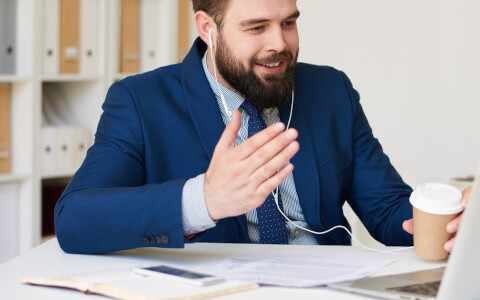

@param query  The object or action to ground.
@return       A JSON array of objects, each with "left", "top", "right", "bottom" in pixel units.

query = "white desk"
[{"left": 0, "top": 239, "right": 446, "bottom": 299}]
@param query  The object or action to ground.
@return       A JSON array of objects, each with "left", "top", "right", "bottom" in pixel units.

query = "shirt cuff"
[{"left": 181, "top": 173, "right": 216, "bottom": 236}]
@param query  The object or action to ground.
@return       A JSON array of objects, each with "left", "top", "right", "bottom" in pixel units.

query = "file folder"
[
  {"left": 0, "top": 0, "right": 16, "bottom": 74},
  {"left": 80, "top": 0, "right": 99, "bottom": 74},
  {"left": 42, "top": 126, "right": 90, "bottom": 173},
  {"left": 73, "top": 126, "right": 90, "bottom": 169},
  {"left": 0, "top": 83, "right": 11, "bottom": 173},
  {"left": 41, "top": 127, "right": 56, "bottom": 172},
  {"left": 55, "top": 126, "right": 75, "bottom": 171},
  {"left": 177, "top": 0, "right": 191, "bottom": 63},
  {"left": 42, "top": 0, "right": 60, "bottom": 75},
  {"left": 140, "top": 0, "right": 162, "bottom": 72},
  {"left": 59, "top": 0, "right": 80, "bottom": 73},
  {"left": 120, "top": 0, "right": 140, "bottom": 73}
]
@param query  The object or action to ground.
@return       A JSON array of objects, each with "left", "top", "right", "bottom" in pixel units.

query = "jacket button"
[
  {"left": 161, "top": 235, "right": 169, "bottom": 245},
  {"left": 148, "top": 237, "right": 156, "bottom": 244},
  {"left": 154, "top": 236, "right": 162, "bottom": 244},
  {"left": 142, "top": 238, "right": 150, "bottom": 245}
]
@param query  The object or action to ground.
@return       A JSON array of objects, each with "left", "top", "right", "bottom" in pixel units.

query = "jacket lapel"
[
  {"left": 279, "top": 92, "right": 323, "bottom": 232},
  {"left": 181, "top": 39, "right": 225, "bottom": 160}
]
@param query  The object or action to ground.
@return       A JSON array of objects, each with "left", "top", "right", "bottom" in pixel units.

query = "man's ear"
[{"left": 194, "top": 11, "right": 215, "bottom": 47}]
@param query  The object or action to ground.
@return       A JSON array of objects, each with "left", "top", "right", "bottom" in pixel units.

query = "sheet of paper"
[{"left": 211, "top": 251, "right": 393, "bottom": 288}]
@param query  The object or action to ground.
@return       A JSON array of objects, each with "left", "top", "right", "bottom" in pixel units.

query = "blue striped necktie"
[{"left": 240, "top": 100, "right": 288, "bottom": 244}]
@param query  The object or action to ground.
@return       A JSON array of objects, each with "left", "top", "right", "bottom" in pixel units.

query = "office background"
[
  {"left": 298, "top": 0, "right": 480, "bottom": 186},
  {"left": 1, "top": 0, "right": 478, "bottom": 263}
]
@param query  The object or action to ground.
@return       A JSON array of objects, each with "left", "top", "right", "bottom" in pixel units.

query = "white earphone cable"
[
  {"left": 272, "top": 193, "right": 413, "bottom": 253},
  {"left": 208, "top": 29, "right": 232, "bottom": 117}
]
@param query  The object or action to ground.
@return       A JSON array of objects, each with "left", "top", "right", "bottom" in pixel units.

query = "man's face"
[{"left": 213, "top": 0, "right": 300, "bottom": 108}]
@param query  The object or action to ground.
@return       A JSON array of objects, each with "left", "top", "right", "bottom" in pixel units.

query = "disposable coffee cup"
[{"left": 409, "top": 183, "right": 463, "bottom": 260}]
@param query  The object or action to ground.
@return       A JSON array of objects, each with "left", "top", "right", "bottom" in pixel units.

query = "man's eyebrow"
[
  {"left": 286, "top": 10, "right": 301, "bottom": 21},
  {"left": 239, "top": 10, "right": 300, "bottom": 27}
]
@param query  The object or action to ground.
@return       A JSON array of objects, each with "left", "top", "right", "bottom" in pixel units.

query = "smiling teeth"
[{"left": 264, "top": 62, "right": 280, "bottom": 67}]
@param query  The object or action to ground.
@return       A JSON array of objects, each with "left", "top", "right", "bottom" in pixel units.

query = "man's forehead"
[{"left": 224, "top": 0, "right": 299, "bottom": 24}]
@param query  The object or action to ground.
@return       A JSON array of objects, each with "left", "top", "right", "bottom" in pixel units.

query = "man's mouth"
[
  {"left": 256, "top": 61, "right": 283, "bottom": 73},
  {"left": 262, "top": 62, "right": 281, "bottom": 68}
]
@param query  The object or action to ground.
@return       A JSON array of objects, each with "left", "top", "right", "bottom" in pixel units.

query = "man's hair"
[{"left": 191, "top": 0, "right": 230, "bottom": 29}]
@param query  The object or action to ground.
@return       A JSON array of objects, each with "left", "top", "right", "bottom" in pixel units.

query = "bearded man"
[{"left": 56, "top": 0, "right": 461, "bottom": 254}]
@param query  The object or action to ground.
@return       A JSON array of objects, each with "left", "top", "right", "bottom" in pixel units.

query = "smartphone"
[{"left": 131, "top": 265, "right": 225, "bottom": 286}]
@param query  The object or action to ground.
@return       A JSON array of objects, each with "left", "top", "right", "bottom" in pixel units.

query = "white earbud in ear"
[{"left": 208, "top": 28, "right": 213, "bottom": 50}]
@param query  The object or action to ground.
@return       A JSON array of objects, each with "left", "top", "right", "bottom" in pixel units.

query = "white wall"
[{"left": 297, "top": 0, "right": 480, "bottom": 186}]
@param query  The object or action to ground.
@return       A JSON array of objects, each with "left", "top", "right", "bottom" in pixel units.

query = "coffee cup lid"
[{"left": 410, "top": 183, "right": 463, "bottom": 215}]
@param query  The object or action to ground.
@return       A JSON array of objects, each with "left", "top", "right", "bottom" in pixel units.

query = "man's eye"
[{"left": 250, "top": 26, "right": 264, "bottom": 32}]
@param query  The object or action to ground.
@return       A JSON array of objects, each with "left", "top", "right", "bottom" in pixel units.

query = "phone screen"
[{"left": 143, "top": 265, "right": 212, "bottom": 279}]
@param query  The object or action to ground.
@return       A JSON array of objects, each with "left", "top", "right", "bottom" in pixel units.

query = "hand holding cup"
[{"left": 409, "top": 183, "right": 463, "bottom": 260}]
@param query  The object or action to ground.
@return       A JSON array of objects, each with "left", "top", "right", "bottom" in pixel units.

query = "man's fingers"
[
  {"left": 251, "top": 141, "right": 299, "bottom": 183},
  {"left": 236, "top": 122, "right": 286, "bottom": 159},
  {"left": 402, "top": 219, "right": 414, "bottom": 235},
  {"left": 245, "top": 128, "right": 298, "bottom": 173},
  {"left": 256, "top": 163, "right": 294, "bottom": 198},
  {"left": 215, "top": 110, "right": 242, "bottom": 151},
  {"left": 461, "top": 186, "right": 472, "bottom": 207},
  {"left": 445, "top": 236, "right": 455, "bottom": 252},
  {"left": 442, "top": 186, "right": 471, "bottom": 252},
  {"left": 446, "top": 214, "right": 462, "bottom": 233}
]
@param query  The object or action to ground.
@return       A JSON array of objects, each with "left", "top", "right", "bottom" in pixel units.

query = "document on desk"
[{"left": 211, "top": 251, "right": 393, "bottom": 288}]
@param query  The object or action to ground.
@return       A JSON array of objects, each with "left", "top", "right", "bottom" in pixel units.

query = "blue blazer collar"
[{"left": 181, "top": 38, "right": 225, "bottom": 160}]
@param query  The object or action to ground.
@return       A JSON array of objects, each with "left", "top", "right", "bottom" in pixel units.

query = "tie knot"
[{"left": 241, "top": 101, "right": 263, "bottom": 119}]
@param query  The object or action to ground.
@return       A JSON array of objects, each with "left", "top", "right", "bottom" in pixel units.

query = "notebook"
[{"left": 328, "top": 165, "right": 480, "bottom": 300}]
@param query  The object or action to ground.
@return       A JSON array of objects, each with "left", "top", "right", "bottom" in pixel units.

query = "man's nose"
[{"left": 265, "top": 26, "right": 287, "bottom": 53}]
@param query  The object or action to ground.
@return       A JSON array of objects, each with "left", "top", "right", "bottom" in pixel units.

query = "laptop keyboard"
[{"left": 387, "top": 280, "right": 440, "bottom": 296}]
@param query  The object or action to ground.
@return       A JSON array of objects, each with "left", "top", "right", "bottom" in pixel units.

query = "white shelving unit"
[{"left": 0, "top": 0, "right": 184, "bottom": 262}]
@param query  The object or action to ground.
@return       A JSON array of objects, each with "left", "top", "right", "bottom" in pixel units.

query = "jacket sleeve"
[
  {"left": 342, "top": 73, "right": 414, "bottom": 246},
  {"left": 54, "top": 81, "right": 187, "bottom": 254}
]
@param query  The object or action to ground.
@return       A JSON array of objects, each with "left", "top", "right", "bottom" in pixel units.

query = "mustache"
[{"left": 253, "top": 51, "right": 294, "bottom": 65}]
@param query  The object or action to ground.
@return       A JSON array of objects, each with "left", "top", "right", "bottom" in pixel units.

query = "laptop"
[{"left": 328, "top": 166, "right": 480, "bottom": 300}]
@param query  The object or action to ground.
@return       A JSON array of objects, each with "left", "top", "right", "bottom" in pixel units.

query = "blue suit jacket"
[{"left": 55, "top": 39, "right": 413, "bottom": 254}]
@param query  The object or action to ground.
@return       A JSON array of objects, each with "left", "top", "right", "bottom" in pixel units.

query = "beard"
[{"left": 215, "top": 32, "right": 298, "bottom": 109}]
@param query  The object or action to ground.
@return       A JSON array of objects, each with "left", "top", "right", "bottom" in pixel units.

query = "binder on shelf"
[
  {"left": 42, "top": 126, "right": 92, "bottom": 174},
  {"left": 41, "top": 127, "right": 57, "bottom": 173},
  {"left": 140, "top": 0, "right": 161, "bottom": 72},
  {"left": 42, "top": 0, "right": 60, "bottom": 75},
  {"left": 59, "top": 0, "right": 80, "bottom": 74},
  {"left": 73, "top": 126, "right": 90, "bottom": 169},
  {"left": 177, "top": 0, "right": 191, "bottom": 63},
  {"left": 0, "top": 183, "right": 18, "bottom": 264},
  {"left": 120, "top": 0, "right": 140, "bottom": 73},
  {"left": 0, "top": 0, "right": 16, "bottom": 74},
  {"left": 41, "top": 84, "right": 93, "bottom": 174},
  {"left": 0, "top": 83, "right": 11, "bottom": 174},
  {"left": 80, "top": 0, "right": 99, "bottom": 74},
  {"left": 55, "top": 126, "right": 75, "bottom": 171}
]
